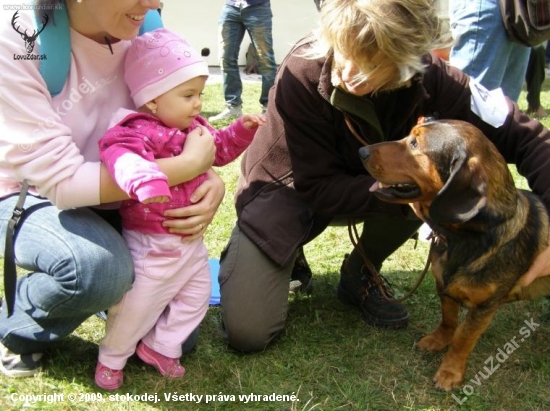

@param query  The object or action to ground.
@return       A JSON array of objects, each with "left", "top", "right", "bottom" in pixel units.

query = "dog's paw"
[
  {"left": 433, "top": 367, "right": 464, "bottom": 391},
  {"left": 416, "top": 333, "right": 450, "bottom": 352}
]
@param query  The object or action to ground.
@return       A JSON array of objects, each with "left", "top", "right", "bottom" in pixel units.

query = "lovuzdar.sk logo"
[{"left": 12, "top": 11, "right": 48, "bottom": 60}]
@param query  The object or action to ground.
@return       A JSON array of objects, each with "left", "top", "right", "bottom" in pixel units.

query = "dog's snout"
[{"left": 359, "top": 146, "right": 371, "bottom": 162}]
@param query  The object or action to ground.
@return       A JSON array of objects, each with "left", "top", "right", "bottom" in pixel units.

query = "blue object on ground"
[{"left": 209, "top": 258, "right": 220, "bottom": 306}]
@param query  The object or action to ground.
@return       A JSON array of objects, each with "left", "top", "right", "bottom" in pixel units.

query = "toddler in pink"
[{"left": 95, "top": 28, "right": 265, "bottom": 390}]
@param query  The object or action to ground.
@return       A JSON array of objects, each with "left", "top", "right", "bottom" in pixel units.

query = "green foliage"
[{"left": 1, "top": 83, "right": 549, "bottom": 411}]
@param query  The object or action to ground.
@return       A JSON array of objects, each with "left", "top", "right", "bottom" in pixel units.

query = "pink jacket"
[{"left": 99, "top": 109, "right": 255, "bottom": 234}]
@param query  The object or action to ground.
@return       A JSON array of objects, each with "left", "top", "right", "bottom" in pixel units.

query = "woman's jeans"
[
  {"left": 449, "top": 0, "right": 530, "bottom": 102},
  {"left": 0, "top": 195, "right": 134, "bottom": 354},
  {"left": 217, "top": 3, "right": 277, "bottom": 107}
]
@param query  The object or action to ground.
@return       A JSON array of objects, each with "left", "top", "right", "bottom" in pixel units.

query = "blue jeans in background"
[
  {"left": 0, "top": 195, "right": 134, "bottom": 354},
  {"left": 449, "top": 0, "right": 530, "bottom": 102},
  {"left": 217, "top": 3, "right": 277, "bottom": 107}
]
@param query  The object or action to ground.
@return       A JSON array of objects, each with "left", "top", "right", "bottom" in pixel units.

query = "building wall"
[
  {"left": 160, "top": 1, "right": 320, "bottom": 66},
  {"left": 160, "top": 0, "right": 450, "bottom": 66}
]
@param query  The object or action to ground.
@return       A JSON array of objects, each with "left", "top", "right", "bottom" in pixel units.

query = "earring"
[
  {"left": 152, "top": 109, "right": 157, "bottom": 114},
  {"left": 76, "top": 0, "right": 82, "bottom": 3}
]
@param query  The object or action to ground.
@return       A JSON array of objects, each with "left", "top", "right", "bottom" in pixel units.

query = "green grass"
[{"left": 1, "top": 81, "right": 550, "bottom": 411}]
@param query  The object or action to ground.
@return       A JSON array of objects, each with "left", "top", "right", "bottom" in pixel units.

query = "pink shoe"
[
  {"left": 136, "top": 342, "right": 185, "bottom": 378},
  {"left": 95, "top": 362, "right": 123, "bottom": 390}
]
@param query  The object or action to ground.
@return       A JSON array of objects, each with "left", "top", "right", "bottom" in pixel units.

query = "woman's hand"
[
  {"left": 162, "top": 169, "right": 225, "bottom": 241},
  {"left": 518, "top": 240, "right": 550, "bottom": 287}
]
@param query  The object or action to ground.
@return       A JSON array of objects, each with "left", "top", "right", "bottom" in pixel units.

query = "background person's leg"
[
  {"left": 219, "top": 5, "right": 245, "bottom": 108},
  {"left": 449, "top": 0, "right": 529, "bottom": 101},
  {"left": 243, "top": 4, "right": 277, "bottom": 108},
  {"left": 525, "top": 44, "right": 547, "bottom": 116}
]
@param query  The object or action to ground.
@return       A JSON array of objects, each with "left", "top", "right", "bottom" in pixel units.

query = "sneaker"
[
  {"left": 337, "top": 254, "right": 409, "bottom": 329},
  {"left": 0, "top": 343, "right": 42, "bottom": 377},
  {"left": 208, "top": 105, "right": 242, "bottom": 122},
  {"left": 289, "top": 247, "right": 313, "bottom": 295},
  {"left": 95, "top": 362, "right": 123, "bottom": 390},
  {"left": 136, "top": 342, "right": 185, "bottom": 378}
]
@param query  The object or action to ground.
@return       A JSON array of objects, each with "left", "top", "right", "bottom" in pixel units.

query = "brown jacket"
[{"left": 236, "top": 37, "right": 550, "bottom": 266}]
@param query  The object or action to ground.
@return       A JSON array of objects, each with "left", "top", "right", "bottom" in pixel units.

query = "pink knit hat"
[{"left": 125, "top": 28, "right": 209, "bottom": 108}]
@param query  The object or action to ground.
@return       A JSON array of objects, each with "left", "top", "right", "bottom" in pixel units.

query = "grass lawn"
[{"left": 1, "top": 80, "right": 550, "bottom": 411}]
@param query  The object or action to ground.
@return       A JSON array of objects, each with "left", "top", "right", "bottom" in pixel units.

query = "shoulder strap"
[
  {"left": 34, "top": 6, "right": 70, "bottom": 97},
  {"left": 140, "top": 9, "right": 163, "bottom": 35},
  {"left": 35, "top": 8, "right": 163, "bottom": 97}
]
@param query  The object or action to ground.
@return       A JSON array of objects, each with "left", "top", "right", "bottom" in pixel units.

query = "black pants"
[{"left": 526, "top": 44, "right": 546, "bottom": 111}]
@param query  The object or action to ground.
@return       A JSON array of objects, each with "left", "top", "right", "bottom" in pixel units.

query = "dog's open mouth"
[{"left": 369, "top": 180, "right": 420, "bottom": 200}]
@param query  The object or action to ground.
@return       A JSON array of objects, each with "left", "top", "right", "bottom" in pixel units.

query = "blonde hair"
[{"left": 308, "top": 0, "right": 451, "bottom": 92}]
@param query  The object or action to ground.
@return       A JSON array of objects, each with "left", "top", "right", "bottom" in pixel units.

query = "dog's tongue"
[{"left": 369, "top": 181, "right": 379, "bottom": 192}]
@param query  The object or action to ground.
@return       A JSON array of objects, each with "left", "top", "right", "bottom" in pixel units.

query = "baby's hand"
[
  {"left": 143, "top": 195, "right": 170, "bottom": 204},
  {"left": 241, "top": 114, "right": 267, "bottom": 130}
]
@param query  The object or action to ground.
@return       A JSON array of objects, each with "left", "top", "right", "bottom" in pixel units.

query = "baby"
[{"left": 94, "top": 28, "right": 264, "bottom": 390}]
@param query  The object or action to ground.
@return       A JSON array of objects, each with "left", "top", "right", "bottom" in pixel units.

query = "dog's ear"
[{"left": 429, "top": 149, "right": 487, "bottom": 224}]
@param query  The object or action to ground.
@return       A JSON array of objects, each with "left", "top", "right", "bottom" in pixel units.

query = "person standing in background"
[
  {"left": 217, "top": 0, "right": 550, "bottom": 354},
  {"left": 209, "top": 0, "right": 277, "bottom": 121},
  {"left": 448, "top": 0, "right": 530, "bottom": 102},
  {"left": 525, "top": 43, "right": 548, "bottom": 118}
]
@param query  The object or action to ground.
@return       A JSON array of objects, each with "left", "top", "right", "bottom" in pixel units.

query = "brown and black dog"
[{"left": 359, "top": 119, "right": 550, "bottom": 391}]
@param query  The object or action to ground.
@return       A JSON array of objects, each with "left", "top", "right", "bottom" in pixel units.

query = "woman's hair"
[{"left": 307, "top": 0, "right": 452, "bottom": 92}]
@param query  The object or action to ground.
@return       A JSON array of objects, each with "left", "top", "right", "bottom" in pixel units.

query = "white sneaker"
[
  {"left": 208, "top": 105, "right": 242, "bottom": 122},
  {"left": 0, "top": 342, "right": 42, "bottom": 377}
]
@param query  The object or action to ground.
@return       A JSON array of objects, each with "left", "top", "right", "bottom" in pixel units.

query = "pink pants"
[{"left": 98, "top": 230, "right": 211, "bottom": 370}]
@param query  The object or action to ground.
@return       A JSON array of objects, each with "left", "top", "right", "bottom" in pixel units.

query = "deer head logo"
[{"left": 11, "top": 11, "right": 49, "bottom": 54}]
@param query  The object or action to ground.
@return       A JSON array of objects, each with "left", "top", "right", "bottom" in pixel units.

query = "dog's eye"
[{"left": 409, "top": 137, "right": 418, "bottom": 149}]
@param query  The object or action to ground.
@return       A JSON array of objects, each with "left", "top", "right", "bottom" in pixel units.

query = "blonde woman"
[{"left": 219, "top": 0, "right": 550, "bottom": 352}]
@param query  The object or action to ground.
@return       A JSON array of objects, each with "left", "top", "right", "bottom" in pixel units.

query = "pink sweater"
[
  {"left": 99, "top": 109, "right": 255, "bottom": 234},
  {"left": 0, "top": 9, "right": 133, "bottom": 209}
]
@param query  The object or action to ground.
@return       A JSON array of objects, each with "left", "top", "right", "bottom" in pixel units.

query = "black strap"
[{"left": 3, "top": 180, "right": 29, "bottom": 317}]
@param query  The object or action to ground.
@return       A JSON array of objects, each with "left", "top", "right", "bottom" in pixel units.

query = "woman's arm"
[{"left": 519, "top": 243, "right": 550, "bottom": 287}]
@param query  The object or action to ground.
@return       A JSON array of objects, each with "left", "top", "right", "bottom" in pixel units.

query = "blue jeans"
[
  {"left": 217, "top": 3, "right": 277, "bottom": 107},
  {"left": 0, "top": 195, "right": 134, "bottom": 354},
  {"left": 449, "top": 0, "right": 530, "bottom": 102}
]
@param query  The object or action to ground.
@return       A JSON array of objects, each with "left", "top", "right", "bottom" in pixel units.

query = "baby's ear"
[{"left": 144, "top": 100, "right": 157, "bottom": 113}]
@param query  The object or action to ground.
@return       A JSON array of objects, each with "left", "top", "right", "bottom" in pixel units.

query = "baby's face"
[{"left": 152, "top": 76, "right": 207, "bottom": 129}]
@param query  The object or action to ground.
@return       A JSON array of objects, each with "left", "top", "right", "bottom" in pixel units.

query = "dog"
[{"left": 358, "top": 119, "right": 550, "bottom": 391}]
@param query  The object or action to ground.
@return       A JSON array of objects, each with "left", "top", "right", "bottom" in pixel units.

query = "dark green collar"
[{"left": 330, "top": 87, "right": 384, "bottom": 142}]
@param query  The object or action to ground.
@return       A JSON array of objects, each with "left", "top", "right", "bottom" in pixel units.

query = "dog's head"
[{"left": 359, "top": 120, "right": 514, "bottom": 225}]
